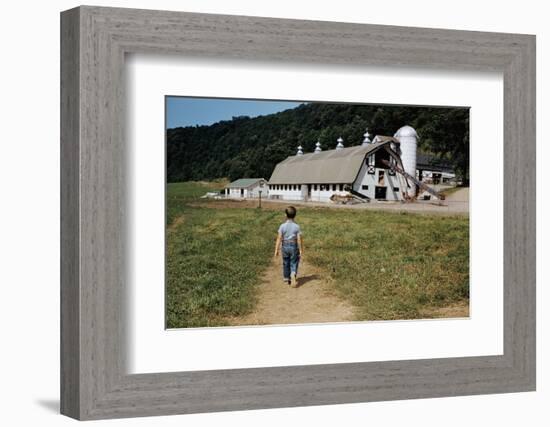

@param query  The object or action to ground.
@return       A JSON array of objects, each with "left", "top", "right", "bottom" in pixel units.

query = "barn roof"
[
  {"left": 269, "top": 140, "right": 396, "bottom": 185},
  {"left": 226, "top": 178, "right": 265, "bottom": 188}
]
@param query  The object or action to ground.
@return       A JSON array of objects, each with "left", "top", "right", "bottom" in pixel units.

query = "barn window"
[
  {"left": 314, "top": 184, "right": 317, "bottom": 191},
  {"left": 393, "top": 187, "right": 399, "bottom": 192},
  {"left": 332, "top": 184, "right": 336, "bottom": 191},
  {"left": 339, "top": 184, "right": 343, "bottom": 191},
  {"left": 362, "top": 185, "right": 369, "bottom": 190},
  {"left": 378, "top": 170, "right": 385, "bottom": 185}
]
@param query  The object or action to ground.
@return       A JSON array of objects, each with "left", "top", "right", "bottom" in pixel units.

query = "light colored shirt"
[{"left": 278, "top": 220, "right": 302, "bottom": 241}]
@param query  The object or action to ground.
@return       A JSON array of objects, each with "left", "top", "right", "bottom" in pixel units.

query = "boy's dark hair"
[{"left": 285, "top": 206, "right": 297, "bottom": 219}]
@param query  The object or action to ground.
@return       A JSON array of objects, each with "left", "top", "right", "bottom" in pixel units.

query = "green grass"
[
  {"left": 166, "top": 181, "right": 469, "bottom": 327},
  {"left": 166, "top": 182, "right": 276, "bottom": 328},
  {"left": 166, "top": 180, "right": 226, "bottom": 225},
  {"left": 300, "top": 209, "right": 469, "bottom": 320}
]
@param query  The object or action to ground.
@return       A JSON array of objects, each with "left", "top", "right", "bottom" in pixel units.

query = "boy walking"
[{"left": 274, "top": 206, "right": 304, "bottom": 288}]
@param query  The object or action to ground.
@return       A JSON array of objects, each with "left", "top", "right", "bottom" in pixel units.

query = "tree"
[{"left": 166, "top": 103, "right": 469, "bottom": 184}]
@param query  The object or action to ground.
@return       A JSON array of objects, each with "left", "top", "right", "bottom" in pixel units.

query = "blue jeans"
[{"left": 282, "top": 242, "right": 300, "bottom": 280}]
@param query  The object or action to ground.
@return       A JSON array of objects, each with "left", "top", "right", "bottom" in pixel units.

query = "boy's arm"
[
  {"left": 298, "top": 234, "right": 304, "bottom": 257},
  {"left": 274, "top": 233, "right": 282, "bottom": 257}
]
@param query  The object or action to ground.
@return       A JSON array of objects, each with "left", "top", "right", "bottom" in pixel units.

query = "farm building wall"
[
  {"left": 269, "top": 183, "right": 349, "bottom": 202},
  {"left": 268, "top": 184, "right": 305, "bottom": 201},
  {"left": 309, "top": 184, "right": 344, "bottom": 202},
  {"left": 226, "top": 183, "right": 266, "bottom": 198},
  {"left": 353, "top": 159, "right": 403, "bottom": 201},
  {"left": 246, "top": 183, "right": 266, "bottom": 198},
  {"left": 227, "top": 188, "right": 246, "bottom": 198}
]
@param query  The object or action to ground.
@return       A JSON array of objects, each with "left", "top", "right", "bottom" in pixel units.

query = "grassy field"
[
  {"left": 166, "top": 181, "right": 278, "bottom": 328},
  {"left": 302, "top": 209, "right": 469, "bottom": 319},
  {"left": 166, "top": 182, "right": 469, "bottom": 328}
]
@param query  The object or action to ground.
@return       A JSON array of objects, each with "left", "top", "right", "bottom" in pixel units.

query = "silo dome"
[
  {"left": 394, "top": 125, "right": 419, "bottom": 197},
  {"left": 394, "top": 125, "right": 418, "bottom": 139}
]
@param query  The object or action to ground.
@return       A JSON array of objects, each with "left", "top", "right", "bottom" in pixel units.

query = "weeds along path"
[{"left": 229, "top": 258, "right": 355, "bottom": 326}]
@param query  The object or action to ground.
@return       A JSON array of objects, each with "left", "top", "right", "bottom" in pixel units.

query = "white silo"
[{"left": 394, "top": 125, "right": 419, "bottom": 197}]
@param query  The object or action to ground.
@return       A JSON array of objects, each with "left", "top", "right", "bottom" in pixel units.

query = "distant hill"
[{"left": 166, "top": 102, "right": 469, "bottom": 185}]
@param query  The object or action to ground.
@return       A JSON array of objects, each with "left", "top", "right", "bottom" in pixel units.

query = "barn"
[
  {"left": 417, "top": 153, "right": 457, "bottom": 185},
  {"left": 267, "top": 126, "right": 424, "bottom": 202},
  {"left": 224, "top": 178, "right": 267, "bottom": 199}
]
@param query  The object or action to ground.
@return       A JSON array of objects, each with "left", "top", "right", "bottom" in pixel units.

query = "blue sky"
[{"left": 166, "top": 97, "right": 304, "bottom": 128}]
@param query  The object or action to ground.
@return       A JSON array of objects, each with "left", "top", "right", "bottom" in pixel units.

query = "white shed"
[{"left": 225, "top": 178, "right": 268, "bottom": 199}]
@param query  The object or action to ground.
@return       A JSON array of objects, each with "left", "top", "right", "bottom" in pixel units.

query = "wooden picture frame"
[{"left": 60, "top": 5, "right": 536, "bottom": 420}]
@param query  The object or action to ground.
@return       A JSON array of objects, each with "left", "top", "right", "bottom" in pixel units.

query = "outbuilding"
[
  {"left": 224, "top": 178, "right": 267, "bottom": 199},
  {"left": 416, "top": 152, "right": 457, "bottom": 185}
]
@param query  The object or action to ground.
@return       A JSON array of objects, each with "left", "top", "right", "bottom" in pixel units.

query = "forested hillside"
[{"left": 166, "top": 102, "right": 469, "bottom": 184}]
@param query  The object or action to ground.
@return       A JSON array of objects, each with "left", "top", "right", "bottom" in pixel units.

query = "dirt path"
[
  {"left": 419, "top": 302, "right": 469, "bottom": 319},
  {"left": 444, "top": 187, "right": 469, "bottom": 202},
  {"left": 190, "top": 191, "right": 469, "bottom": 216},
  {"left": 229, "top": 258, "right": 355, "bottom": 326}
]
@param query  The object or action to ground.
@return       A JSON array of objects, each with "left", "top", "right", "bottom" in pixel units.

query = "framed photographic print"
[
  {"left": 61, "top": 5, "right": 536, "bottom": 420},
  {"left": 163, "top": 96, "right": 470, "bottom": 330}
]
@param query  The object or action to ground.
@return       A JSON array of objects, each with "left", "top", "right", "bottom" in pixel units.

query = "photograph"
[{"left": 165, "top": 97, "right": 470, "bottom": 329}]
